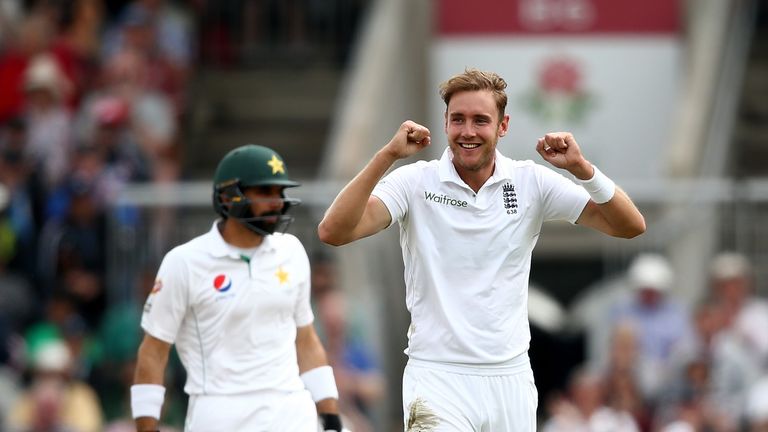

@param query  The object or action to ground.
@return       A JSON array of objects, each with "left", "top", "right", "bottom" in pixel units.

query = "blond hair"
[{"left": 439, "top": 69, "right": 508, "bottom": 120}]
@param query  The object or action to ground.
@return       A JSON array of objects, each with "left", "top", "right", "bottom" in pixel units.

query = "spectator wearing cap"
[
  {"left": 6, "top": 339, "right": 103, "bottom": 432},
  {"left": 605, "top": 254, "right": 694, "bottom": 404},
  {"left": 0, "top": 13, "right": 75, "bottom": 123},
  {"left": 22, "top": 53, "right": 73, "bottom": 190},
  {"left": 709, "top": 252, "right": 768, "bottom": 367}
]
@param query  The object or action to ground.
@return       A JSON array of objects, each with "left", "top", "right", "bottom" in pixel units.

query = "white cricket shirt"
[
  {"left": 373, "top": 148, "right": 590, "bottom": 365},
  {"left": 141, "top": 222, "right": 314, "bottom": 395}
]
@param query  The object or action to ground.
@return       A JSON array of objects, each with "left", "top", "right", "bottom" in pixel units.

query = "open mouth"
[{"left": 458, "top": 142, "right": 481, "bottom": 149}]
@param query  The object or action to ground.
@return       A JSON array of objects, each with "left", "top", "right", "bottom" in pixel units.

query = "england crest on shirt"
[{"left": 502, "top": 183, "right": 518, "bottom": 215}]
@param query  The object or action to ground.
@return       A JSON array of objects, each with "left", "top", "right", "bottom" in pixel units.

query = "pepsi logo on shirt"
[{"left": 213, "top": 274, "right": 232, "bottom": 292}]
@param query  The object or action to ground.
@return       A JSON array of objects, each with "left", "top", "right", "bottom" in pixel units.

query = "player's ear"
[{"left": 498, "top": 114, "right": 510, "bottom": 137}]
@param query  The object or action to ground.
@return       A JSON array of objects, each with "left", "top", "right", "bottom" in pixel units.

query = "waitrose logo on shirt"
[{"left": 424, "top": 191, "right": 468, "bottom": 208}]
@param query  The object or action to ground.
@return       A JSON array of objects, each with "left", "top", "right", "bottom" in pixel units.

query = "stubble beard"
[{"left": 450, "top": 140, "right": 497, "bottom": 173}]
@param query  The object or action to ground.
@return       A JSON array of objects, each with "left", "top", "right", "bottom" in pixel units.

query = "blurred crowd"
[
  {"left": 543, "top": 251, "right": 768, "bottom": 432},
  {"left": 0, "top": 0, "right": 193, "bottom": 430}
]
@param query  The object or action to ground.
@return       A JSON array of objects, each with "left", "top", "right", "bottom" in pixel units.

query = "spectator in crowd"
[
  {"left": 37, "top": 175, "right": 108, "bottom": 329},
  {"left": 101, "top": 1, "right": 192, "bottom": 115},
  {"left": 0, "top": 267, "right": 34, "bottom": 354},
  {"left": 0, "top": 13, "right": 52, "bottom": 122},
  {"left": 6, "top": 338, "right": 103, "bottom": 432},
  {"left": 22, "top": 290, "right": 101, "bottom": 382},
  {"left": 310, "top": 252, "right": 338, "bottom": 300},
  {"left": 0, "top": 121, "right": 37, "bottom": 333},
  {"left": 657, "top": 398, "right": 706, "bottom": 432},
  {"left": 316, "top": 287, "right": 385, "bottom": 432},
  {"left": 21, "top": 53, "right": 73, "bottom": 191},
  {"left": 310, "top": 252, "right": 387, "bottom": 430},
  {"left": 575, "top": 254, "right": 693, "bottom": 406},
  {"left": 708, "top": 251, "right": 768, "bottom": 367},
  {"left": 656, "top": 354, "right": 743, "bottom": 432},
  {"left": 601, "top": 254, "right": 693, "bottom": 403},
  {"left": 602, "top": 322, "right": 653, "bottom": 431},
  {"left": 0, "top": 117, "right": 46, "bottom": 277},
  {"left": 75, "top": 48, "right": 178, "bottom": 183},
  {"left": 542, "top": 366, "right": 639, "bottom": 432},
  {"left": 1, "top": 5, "right": 85, "bottom": 114},
  {"left": 660, "top": 298, "right": 761, "bottom": 431},
  {"left": 132, "top": 0, "right": 193, "bottom": 68}
]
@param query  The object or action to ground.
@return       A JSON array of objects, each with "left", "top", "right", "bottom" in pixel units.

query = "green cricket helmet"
[{"left": 212, "top": 144, "right": 301, "bottom": 236}]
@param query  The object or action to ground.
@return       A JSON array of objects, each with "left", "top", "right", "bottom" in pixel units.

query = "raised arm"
[
  {"left": 133, "top": 333, "right": 172, "bottom": 432},
  {"left": 318, "top": 121, "right": 431, "bottom": 246},
  {"left": 574, "top": 187, "right": 645, "bottom": 238},
  {"left": 536, "top": 132, "right": 646, "bottom": 239}
]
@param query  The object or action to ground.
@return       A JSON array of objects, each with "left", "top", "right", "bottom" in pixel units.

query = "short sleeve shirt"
[
  {"left": 141, "top": 222, "right": 313, "bottom": 395},
  {"left": 372, "top": 148, "right": 590, "bottom": 364}
]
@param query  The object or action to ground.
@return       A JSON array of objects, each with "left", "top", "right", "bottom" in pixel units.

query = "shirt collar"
[
  {"left": 437, "top": 147, "right": 514, "bottom": 187},
  {"left": 205, "top": 220, "right": 276, "bottom": 259}
]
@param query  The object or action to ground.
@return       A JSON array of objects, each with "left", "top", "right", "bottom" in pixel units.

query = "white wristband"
[
  {"left": 300, "top": 365, "right": 339, "bottom": 402},
  {"left": 131, "top": 384, "right": 166, "bottom": 419},
  {"left": 575, "top": 165, "right": 615, "bottom": 204}
]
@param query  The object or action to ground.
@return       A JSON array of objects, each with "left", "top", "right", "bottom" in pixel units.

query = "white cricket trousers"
[
  {"left": 402, "top": 355, "right": 538, "bottom": 432},
  {"left": 184, "top": 388, "right": 317, "bottom": 431}
]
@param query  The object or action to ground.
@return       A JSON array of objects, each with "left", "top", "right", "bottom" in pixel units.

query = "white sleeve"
[
  {"left": 140, "top": 248, "right": 189, "bottom": 343},
  {"left": 535, "top": 165, "right": 590, "bottom": 224},
  {"left": 371, "top": 163, "right": 419, "bottom": 227},
  {"left": 292, "top": 237, "right": 314, "bottom": 327}
]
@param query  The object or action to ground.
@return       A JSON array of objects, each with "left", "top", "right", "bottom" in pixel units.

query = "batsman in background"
[
  {"left": 132, "top": 145, "right": 345, "bottom": 431},
  {"left": 318, "top": 69, "right": 646, "bottom": 431}
]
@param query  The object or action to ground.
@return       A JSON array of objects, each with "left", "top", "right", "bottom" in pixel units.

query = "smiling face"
[{"left": 444, "top": 90, "right": 509, "bottom": 185}]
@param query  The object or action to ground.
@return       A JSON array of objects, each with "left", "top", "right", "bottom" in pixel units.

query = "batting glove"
[{"left": 319, "top": 413, "right": 350, "bottom": 432}]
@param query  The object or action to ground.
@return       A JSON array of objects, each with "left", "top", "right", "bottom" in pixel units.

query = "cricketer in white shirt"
[
  {"left": 142, "top": 225, "right": 313, "bottom": 396},
  {"left": 373, "top": 149, "right": 588, "bottom": 366},
  {"left": 133, "top": 144, "right": 344, "bottom": 432},
  {"left": 318, "top": 69, "right": 645, "bottom": 431}
]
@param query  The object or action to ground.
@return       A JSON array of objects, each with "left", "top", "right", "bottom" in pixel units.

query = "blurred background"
[{"left": 1, "top": 0, "right": 767, "bottom": 431}]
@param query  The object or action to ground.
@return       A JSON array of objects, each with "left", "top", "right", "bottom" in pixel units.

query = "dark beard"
[{"left": 244, "top": 211, "right": 284, "bottom": 236}]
